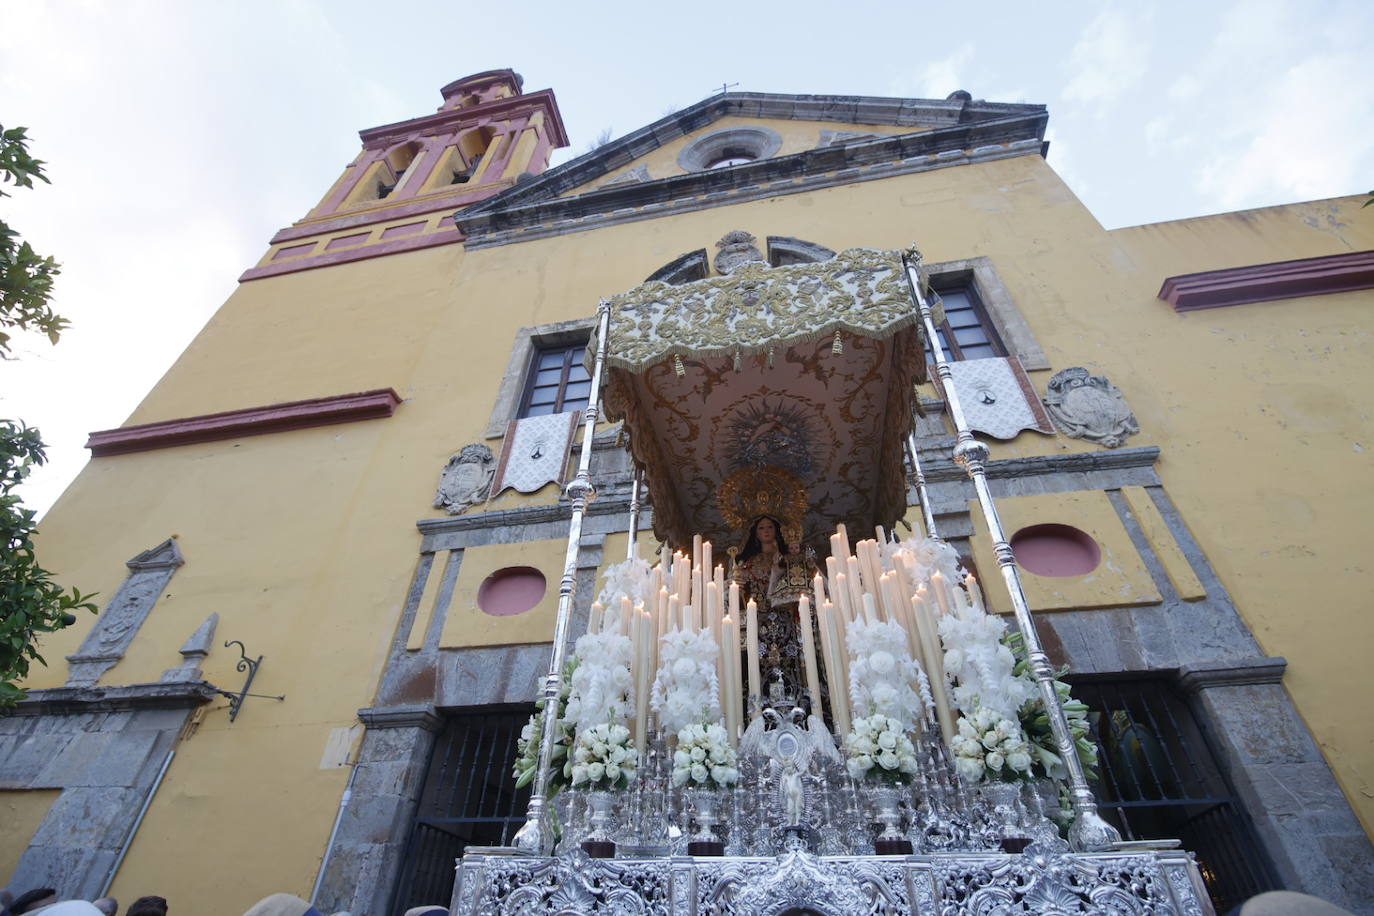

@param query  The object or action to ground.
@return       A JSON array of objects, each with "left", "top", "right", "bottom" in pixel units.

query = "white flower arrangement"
[
  {"left": 844, "top": 615, "right": 932, "bottom": 728},
  {"left": 651, "top": 627, "right": 722, "bottom": 736},
  {"left": 937, "top": 593, "right": 1034, "bottom": 725},
  {"left": 570, "top": 721, "right": 639, "bottom": 789},
  {"left": 513, "top": 659, "right": 575, "bottom": 794},
  {"left": 597, "top": 556, "right": 654, "bottom": 608},
  {"left": 895, "top": 536, "right": 963, "bottom": 585},
  {"left": 671, "top": 722, "right": 740, "bottom": 788},
  {"left": 843, "top": 714, "right": 919, "bottom": 784},
  {"left": 564, "top": 625, "right": 634, "bottom": 734},
  {"left": 949, "top": 704, "right": 1034, "bottom": 784}
]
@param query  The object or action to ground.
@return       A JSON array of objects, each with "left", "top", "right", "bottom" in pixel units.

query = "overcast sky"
[{"left": 3, "top": 0, "right": 1371, "bottom": 518}]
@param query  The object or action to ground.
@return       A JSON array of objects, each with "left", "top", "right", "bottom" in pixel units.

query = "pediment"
[{"left": 456, "top": 91, "right": 1046, "bottom": 245}]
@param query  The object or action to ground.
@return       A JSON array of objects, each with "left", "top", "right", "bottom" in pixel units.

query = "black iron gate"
[
  {"left": 1072, "top": 677, "right": 1282, "bottom": 912},
  {"left": 390, "top": 706, "right": 533, "bottom": 915}
]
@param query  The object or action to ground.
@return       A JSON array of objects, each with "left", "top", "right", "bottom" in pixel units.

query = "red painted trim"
[
  {"left": 86, "top": 389, "right": 403, "bottom": 457},
  {"left": 269, "top": 183, "right": 505, "bottom": 244},
  {"left": 1158, "top": 250, "right": 1374, "bottom": 312},
  {"left": 359, "top": 89, "right": 568, "bottom": 148},
  {"left": 242, "top": 227, "right": 465, "bottom": 281}
]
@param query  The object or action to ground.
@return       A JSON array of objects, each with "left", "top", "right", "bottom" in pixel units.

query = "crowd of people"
[{"left": 0, "top": 892, "right": 165, "bottom": 916}]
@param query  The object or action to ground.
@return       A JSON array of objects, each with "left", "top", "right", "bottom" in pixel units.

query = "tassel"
[
  {"left": 832, "top": 330, "right": 843, "bottom": 355},
  {"left": 674, "top": 354, "right": 685, "bottom": 377},
  {"left": 733, "top": 351, "right": 741, "bottom": 372},
  {"left": 767, "top": 345, "right": 775, "bottom": 369}
]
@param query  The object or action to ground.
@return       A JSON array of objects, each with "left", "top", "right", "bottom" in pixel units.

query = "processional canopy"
[{"left": 594, "top": 247, "right": 935, "bottom": 549}]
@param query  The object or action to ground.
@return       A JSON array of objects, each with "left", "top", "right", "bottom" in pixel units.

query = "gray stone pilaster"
[
  {"left": 313, "top": 705, "right": 442, "bottom": 916},
  {"left": 1178, "top": 659, "right": 1374, "bottom": 913},
  {"left": 0, "top": 682, "right": 213, "bottom": 900}
]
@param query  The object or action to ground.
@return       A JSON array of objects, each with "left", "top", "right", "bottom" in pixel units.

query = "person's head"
[
  {"left": 739, "top": 515, "right": 789, "bottom": 562},
  {"left": 11, "top": 888, "right": 58, "bottom": 914},
  {"left": 92, "top": 899, "right": 118, "bottom": 916},
  {"left": 126, "top": 897, "right": 167, "bottom": 916}
]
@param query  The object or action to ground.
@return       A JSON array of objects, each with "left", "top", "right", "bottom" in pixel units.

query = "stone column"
[
  {"left": 312, "top": 705, "right": 441, "bottom": 916},
  {"left": 1179, "top": 658, "right": 1374, "bottom": 911}
]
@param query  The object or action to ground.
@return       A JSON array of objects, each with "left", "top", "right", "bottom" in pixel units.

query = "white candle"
[
  {"left": 722, "top": 613, "right": 740, "bottom": 744},
  {"left": 965, "top": 573, "right": 986, "bottom": 613},
  {"left": 930, "top": 571, "right": 954, "bottom": 617},
  {"left": 588, "top": 601, "right": 604, "bottom": 637},
  {"left": 746, "top": 598, "right": 761, "bottom": 716},
  {"left": 861, "top": 592, "right": 879, "bottom": 625},
  {"left": 798, "top": 595, "right": 821, "bottom": 712},
  {"left": 821, "top": 601, "right": 850, "bottom": 736}
]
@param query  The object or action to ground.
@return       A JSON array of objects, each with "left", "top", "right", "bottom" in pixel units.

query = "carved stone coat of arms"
[{"left": 1043, "top": 367, "right": 1140, "bottom": 448}]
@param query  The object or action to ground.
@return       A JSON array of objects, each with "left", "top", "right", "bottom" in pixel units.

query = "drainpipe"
[{"left": 100, "top": 750, "right": 174, "bottom": 897}]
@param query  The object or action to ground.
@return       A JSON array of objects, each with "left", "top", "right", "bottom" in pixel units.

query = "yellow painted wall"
[
  {"left": 0, "top": 790, "right": 60, "bottom": 880},
  {"left": 19, "top": 117, "right": 1374, "bottom": 913},
  {"left": 967, "top": 490, "right": 1160, "bottom": 613}
]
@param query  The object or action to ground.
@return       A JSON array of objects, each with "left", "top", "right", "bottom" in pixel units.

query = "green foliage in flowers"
[
  {"left": 513, "top": 658, "right": 577, "bottom": 795},
  {"left": 1003, "top": 631, "right": 1099, "bottom": 782}
]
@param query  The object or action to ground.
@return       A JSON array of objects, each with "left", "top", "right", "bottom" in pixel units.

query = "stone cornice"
[
  {"left": 457, "top": 111, "right": 1046, "bottom": 246},
  {"left": 1158, "top": 250, "right": 1374, "bottom": 311},
  {"left": 86, "top": 388, "right": 402, "bottom": 457},
  {"left": 918, "top": 446, "right": 1161, "bottom": 483},
  {"left": 359, "top": 88, "right": 568, "bottom": 148},
  {"left": 463, "top": 91, "right": 1045, "bottom": 219},
  {"left": 1176, "top": 657, "right": 1288, "bottom": 694},
  {"left": 5, "top": 681, "right": 219, "bottom": 717},
  {"left": 358, "top": 704, "right": 443, "bottom": 732}
]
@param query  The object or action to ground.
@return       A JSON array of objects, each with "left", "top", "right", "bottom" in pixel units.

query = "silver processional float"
[{"left": 466, "top": 246, "right": 1212, "bottom": 916}]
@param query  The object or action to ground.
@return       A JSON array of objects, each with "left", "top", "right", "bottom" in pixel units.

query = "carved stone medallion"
[
  {"left": 434, "top": 443, "right": 496, "bottom": 514},
  {"left": 713, "top": 230, "right": 767, "bottom": 275},
  {"left": 1043, "top": 367, "right": 1140, "bottom": 448}
]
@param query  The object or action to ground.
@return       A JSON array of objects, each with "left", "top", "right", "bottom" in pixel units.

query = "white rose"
[
  {"left": 856, "top": 754, "right": 874, "bottom": 772},
  {"left": 847, "top": 760, "right": 866, "bottom": 780},
  {"left": 1008, "top": 751, "right": 1033, "bottom": 772},
  {"left": 588, "top": 762, "right": 605, "bottom": 782},
  {"left": 572, "top": 764, "right": 588, "bottom": 786},
  {"left": 877, "top": 731, "right": 898, "bottom": 750},
  {"left": 604, "top": 764, "right": 621, "bottom": 784},
  {"left": 711, "top": 766, "right": 733, "bottom": 786},
  {"left": 869, "top": 650, "right": 895, "bottom": 675},
  {"left": 690, "top": 746, "right": 706, "bottom": 762},
  {"left": 691, "top": 763, "right": 708, "bottom": 783},
  {"left": 899, "top": 755, "right": 918, "bottom": 775},
  {"left": 674, "top": 750, "right": 691, "bottom": 768},
  {"left": 878, "top": 751, "right": 899, "bottom": 771},
  {"left": 854, "top": 737, "right": 876, "bottom": 756},
  {"left": 672, "top": 767, "right": 689, "bottom": 787},
  {"left": 981, "top": 732, "right": 1001, "bottom": 751},
  {"left": 611, "top": 724, "right": 630, "bottom": 743},
  {"left": 985, "top": 751, "right": 1005, "bottom": 771},
  {"left": 955, "top": 757, "right": 985, "bottom": 782},
  {"left": 710, "top": 746, "right": 728, "bottom": 764},
  {"left": 958, "top": 717, "right": 976, "bottom": 739},
  {"left": 854, "top": 718, "right": 874, "bottom": 737}
]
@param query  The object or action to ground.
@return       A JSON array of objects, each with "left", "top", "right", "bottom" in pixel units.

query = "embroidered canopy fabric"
[
  {"left": 596, "top": 248, "right": 931, "bottom": 550},
  {"left": 598, "top": 248, "right": 931, "bottom": 372}
]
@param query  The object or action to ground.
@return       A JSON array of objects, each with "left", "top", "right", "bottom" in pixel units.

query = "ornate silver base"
[{"left": 451, "top": 848, "right": 1214, "bottom": 915}]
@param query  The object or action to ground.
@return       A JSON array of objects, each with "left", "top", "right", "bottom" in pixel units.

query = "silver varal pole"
[
  {"left": 903, "top": 248, "right": 1121, "bottom": 851},
  {"left": 513, "top": 299, "right": 613, "bottom": 853},
  {"left": 905, "top": 431, "right": 939, "bottom": 539},
  {"left": 626, "top": 464, "right": 643, "bottom": 560}
]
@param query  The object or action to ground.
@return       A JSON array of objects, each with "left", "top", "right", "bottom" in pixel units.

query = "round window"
[
  {"left": 677, "top": 127, "right": 782, "bottom": 172},
  {"left": 477, "top": 566, "right": 547, "bottom": 617},
  {"left": 1010, "top": 524, "right": 1102, "bottom": 577}
]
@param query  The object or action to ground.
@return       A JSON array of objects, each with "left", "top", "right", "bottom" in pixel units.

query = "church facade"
[{"left": 3, "top": 70, "right": 1373, "bottom": 915}]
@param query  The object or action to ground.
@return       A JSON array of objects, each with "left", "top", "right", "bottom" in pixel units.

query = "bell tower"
[{"left": 243, "top": 69, "right": 568, "bottom": 280}]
